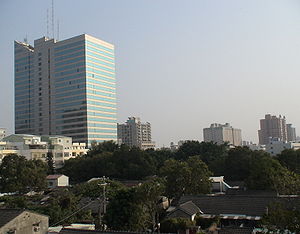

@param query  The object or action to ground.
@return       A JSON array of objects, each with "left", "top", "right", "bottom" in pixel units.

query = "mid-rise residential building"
[
  {"left": 287, "top": 124, "right": 296, "bottom": 142},
  {"left": 0, "top": 134, "right": 87, "bottom": 167},
  {"left": 203, "top": 123, "right": 242, "bottom": 146},
  {"left": 14, "top": 34, "right": 117, "bottom": 146},
  {"left": 0, "top": 128, "right": 6, "bottom": 140},
  {"left": 258, "top": 114, "right": 287, "bottom": 145},
  {"left": 117, "top": 117, "right": 155, "bottom": 150},
  {"left": 265, "top": 138, "right": 300, "bottom": 156}
]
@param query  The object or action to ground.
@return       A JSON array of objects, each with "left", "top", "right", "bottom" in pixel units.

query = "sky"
[{"left": 1, "top": 0, "right": 300, "bottom": 147}]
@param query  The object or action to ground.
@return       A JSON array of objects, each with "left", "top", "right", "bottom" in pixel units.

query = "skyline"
[{"left": 1, "top": 0, "right": 300, "bottom": 147}]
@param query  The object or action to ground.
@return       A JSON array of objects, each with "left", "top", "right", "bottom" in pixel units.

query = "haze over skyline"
[{"left": 1, "top": 0, "right": 300, "bottom": 147}]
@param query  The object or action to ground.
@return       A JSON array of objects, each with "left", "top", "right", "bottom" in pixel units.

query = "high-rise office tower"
[
  {"left": 286, "top": 124, "right": 296, "bottom": 142},
  {"left": 14, "top": 34, "right": 117, "bottom": 145},
  {"left": 203, "top": 123, "right": 242, "bottom": 146},
  {"left": 117, "top": 117, "right": 155, "bottom": 150},
  {"left": 258, "top": 114, "right": 287, "bottom": 145}
]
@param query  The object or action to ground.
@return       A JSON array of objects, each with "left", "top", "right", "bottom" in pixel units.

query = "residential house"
[
  {"left": 0, "top": 209, "right": 48, "bottom": 234},
  {"left": 167, "top": 201, "right": 200, "bottom": 221},
  {"left": 46, "top": 174, "right": 69, "bottom": 189}
]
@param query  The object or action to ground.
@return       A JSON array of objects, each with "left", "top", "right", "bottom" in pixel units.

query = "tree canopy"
[{"left": 0, "top": 154, "right": 48, "bottom": 193}]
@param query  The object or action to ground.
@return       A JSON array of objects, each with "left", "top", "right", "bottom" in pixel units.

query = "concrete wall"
[{"left": 0, "top": 211, "right": 48, "bottom": 234}]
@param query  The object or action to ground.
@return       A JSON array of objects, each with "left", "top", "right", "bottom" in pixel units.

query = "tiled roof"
[
  {"left": 219, "top": 226, "right": 254, "bottom": 234},
  {"left": 0, "top": 209, "right": 24, "bottom": 227},
  {"left": 179, "top": 194, "right": 300, "bottom": 217},
  {"left": 46, "top": 174, "right": 64, "bottom": 179},
  {"left": 178, "top": 201, "right": 200, "bottom": 216},
  {"left": 167, "top": 201, "right": 200, "bottom": 219},
  {"left": 59, "top": 228, "right": 156, "bottom": 234}
]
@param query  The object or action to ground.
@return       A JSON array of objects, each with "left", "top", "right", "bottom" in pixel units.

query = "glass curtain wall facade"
[{"left": 14, "top": 34, "right": 117, "bottom": 145}]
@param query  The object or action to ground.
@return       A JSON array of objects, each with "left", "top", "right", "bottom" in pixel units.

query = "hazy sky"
[{"left": 1, "top": 0, "right": 300, "bottom": 147}]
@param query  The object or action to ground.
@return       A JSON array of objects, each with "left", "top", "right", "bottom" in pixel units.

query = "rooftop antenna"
[
  {"left": 24, "top": 35, "right": 28, "bottom": 44},
  {"left": 51, "top": 0, "right": 55, "bottom": 39},
  {"left": 47, "top": 8, "right": 49, "bottom": 38},
  {"left": 57, "top": 19, "right": 59, "bottom": 41}
]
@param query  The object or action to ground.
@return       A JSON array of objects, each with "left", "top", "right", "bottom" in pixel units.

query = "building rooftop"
[
  {"left": 46, "top": 174, "right": 66, "bottom": 180},
  {"left": 0, "top": 209, "right": 24, "bottom": 228},
  {"left": 178, "top": 194, "right": 300, "bottom": 217}
]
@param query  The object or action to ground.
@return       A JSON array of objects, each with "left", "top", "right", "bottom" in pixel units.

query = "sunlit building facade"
[{"left": 14, "top": 34, "right": 117, "bottom": 145}]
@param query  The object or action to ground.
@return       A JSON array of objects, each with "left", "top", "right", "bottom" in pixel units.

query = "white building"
[
  {"left": 203, "top": 123, "right": 242, "bottom": 146},
  {"left": 0, "top": 134, "right": 87, "bottom": 167},
  {"left": 265, "top": 138, "right": 300, "bottom": 156},
  {"left": 46, "top": 174, "right": 69, "bottom": 188}
]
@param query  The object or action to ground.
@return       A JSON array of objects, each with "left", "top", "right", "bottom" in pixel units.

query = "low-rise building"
[
  {"left": 46, "top": 174, "right": 69, "bottom": 189},
  {"left": 0, "top": 134, "right": 88, "bottom": 167},
  {"left": 242, "top": 141, "right": 265, "bottom": 151},
  {"left": 265, "top": 138, "right": 300, "bottom": 156},
  {"left": 0, "top": 209, "right": 48, "bottom": 234},
  {"left": 0, "top": 141, "right": 18, "bottom": 163}
]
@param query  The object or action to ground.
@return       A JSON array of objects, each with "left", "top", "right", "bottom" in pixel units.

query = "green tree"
[
  {"left": 35, "top": 189, "right": 92, "bottom": 226},
  {"left": 246, "top": 153, "right": 300, "bottom": 194},
  {"left": 277, "top": 149, "right": 300, "bottom": 174},
  {"left": 136, "top": 178, "right": 166, "bottom": 231},
  {"left": 104, "top": 188, "right": 146, "bottom": 231},
  {"left": 262, "top": 201, "right": 300, "bottom": 232},
  {"left": 87, "top": 140, "right": 119, "bottom": 157},
  {"left": 0, "top": 154, "right": 47, "bottom": 193},
  {"left": 160, "top": 218, "right": 195, "bottom": 233},
  {"left": 46, "top": 152, "right": 55, "bottom": 174},
  {"left": 72, "top": 179, "right": 125, "bottom": 199},
  {"left": 160, "top": 156, "right": 212, "bottom": 199},
  {"left": 224, "top": 146, "right": 253, "bottom": 181}
]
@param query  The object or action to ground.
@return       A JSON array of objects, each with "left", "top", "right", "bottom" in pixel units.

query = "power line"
[{"left": 51, "top": 200, "right": 95, "bottom": 227}]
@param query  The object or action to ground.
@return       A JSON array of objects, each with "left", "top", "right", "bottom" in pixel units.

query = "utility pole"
[{"left": 98, "top": 176, "right": 109, "bottom": 230}]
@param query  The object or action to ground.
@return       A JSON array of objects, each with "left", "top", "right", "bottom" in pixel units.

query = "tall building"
[
  {"left": 287, "top": 124, "right": 296, "bottom": 142},
  {"left": 14, "top": 34, "right": 117, "bottom": 145},
  {"left": 117, "top": 117, "right": 155, "bottom": 150},
  {"left": 203, "top": 123, "right": 242, "bottom": 146},
  {"left": 258, "top": 114, "right": 287, "bottom": 145}
]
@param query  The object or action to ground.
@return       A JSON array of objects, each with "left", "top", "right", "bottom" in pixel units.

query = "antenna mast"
[
  {"left": 51, "top": 0, "right": 55, "bottom": 39},
  {"left": 57, "top": 20, "right": 59, "bottom": 41},
  {"left": 47, "top": 9, "right": 49, "bottom": 38}
]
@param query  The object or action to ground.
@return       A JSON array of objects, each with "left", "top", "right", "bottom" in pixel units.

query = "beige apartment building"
[
  {"left": 258, "top": 114, "right": 288, "bottom": 145},
  {"left": 118, "top": 117, "right": 156, "bottom": 150},
  {"left": 203, "top": 123, "right": 242, "bottom": 146}
]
